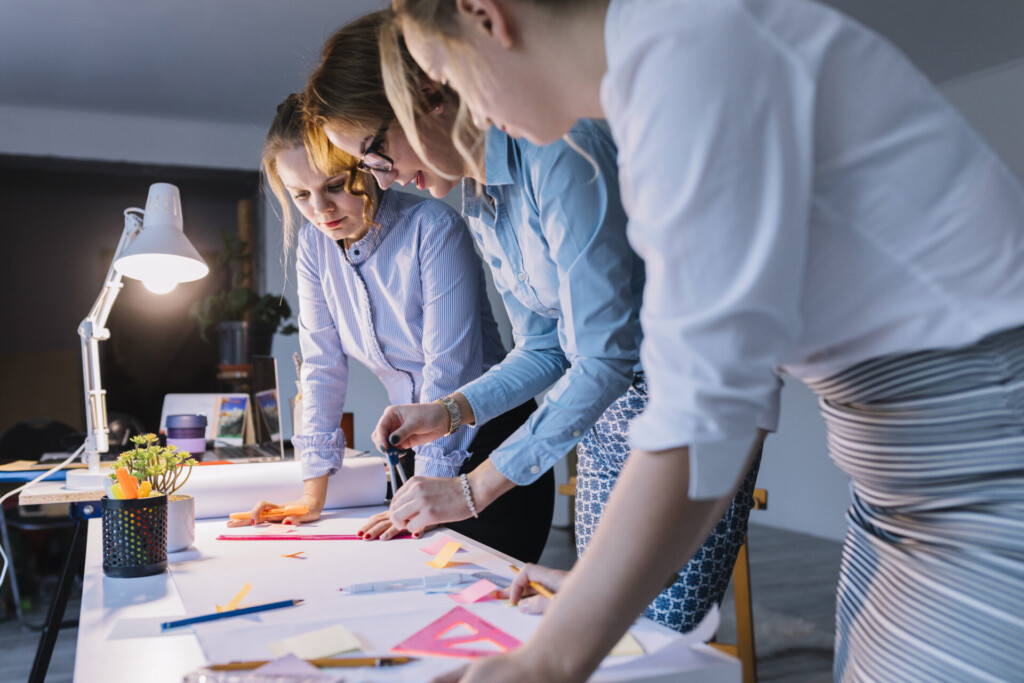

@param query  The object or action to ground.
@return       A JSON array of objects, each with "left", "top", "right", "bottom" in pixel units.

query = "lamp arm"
[{"left": 77, "top": 209, "right": 144, "bottom": 471}]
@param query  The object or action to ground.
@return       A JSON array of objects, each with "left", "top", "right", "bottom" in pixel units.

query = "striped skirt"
[{"left": 806, "top": 325, "right": 1024, "bottom": 682}]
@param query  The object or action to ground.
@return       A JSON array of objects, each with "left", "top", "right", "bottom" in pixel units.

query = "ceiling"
[{"left": 0, "top": 0, "right": 1022, "bottom": 129}]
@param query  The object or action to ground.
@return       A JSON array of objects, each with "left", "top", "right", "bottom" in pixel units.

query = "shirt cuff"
[
  {"left": 293, "top": 428, "right": 346, "bottom": 480},
  {"left": 488, "top": 420, "right": 547, "bottom": 486},
  {"left": 414, "top": 443, "right": 470, "bottom": 479},
  {"left": 629, "top": 413, "right": 755, "bottom": 500},
  {"left": 459, "top": 376, "right": 504, "bottom": 427}
]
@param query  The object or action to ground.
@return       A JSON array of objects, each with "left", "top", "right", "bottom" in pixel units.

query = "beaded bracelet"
[{"left": 459, "top": 473, "right": 479, "bottom": 519}]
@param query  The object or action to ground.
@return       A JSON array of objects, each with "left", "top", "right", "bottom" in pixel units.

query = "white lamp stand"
[{"left": 66, "top": 183, "right": 208, "bottom": 491}]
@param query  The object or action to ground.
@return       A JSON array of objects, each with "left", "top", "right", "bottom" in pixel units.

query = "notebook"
[{"left": 210, "top": 355, "right": 286, "bottom": 463}]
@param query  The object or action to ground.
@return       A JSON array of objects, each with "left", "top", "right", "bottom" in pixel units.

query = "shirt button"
[
  {"left": 353, "top": 249, "right": 360, "bottom": 256},
  {"left": 529, "top": 465, "right": 540, "bottom": 474},
  {"left": 517, "top": 272, "right": 527, "bottom": 282},
  {"left": 547, "top": 308, "right": 557, "bottom": 316},
  {"left": 572, "top": 430, "right": 582, "bottom": 437}
]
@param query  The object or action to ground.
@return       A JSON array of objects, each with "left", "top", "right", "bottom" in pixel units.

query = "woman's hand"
[
  {"left": 357, "top": 510, "right": 436, "bottom": 540},
  {"left": 503, "top": 564, "right": 568, "bottom": 615},
  {"left": 431, "top": 645, "right": 562, "bottom": 683},
  {"left": 387, "top": 476, "right": 472, "bottom": 533},
  {"left": 372, "top": 402, "right": 451, "bottom": 452},
  {"left": 225, "top": 475, "right": 328, "bottom": 527}
]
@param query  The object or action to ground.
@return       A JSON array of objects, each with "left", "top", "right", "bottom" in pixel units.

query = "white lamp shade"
[{"left": 114, "top": 183, "right": 209, "bottom": 287}]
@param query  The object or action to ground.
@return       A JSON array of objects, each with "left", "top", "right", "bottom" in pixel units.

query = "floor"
[{"left": 1, "top": 522, "right": 842, "bottom": 682}]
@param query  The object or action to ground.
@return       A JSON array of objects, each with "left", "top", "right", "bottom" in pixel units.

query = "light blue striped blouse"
[
  {"left": 291, "top": 189, "right": 506, "bottom": 480},
  {"left": 459, "top": 122, "right": 645, "bottom": 486}
]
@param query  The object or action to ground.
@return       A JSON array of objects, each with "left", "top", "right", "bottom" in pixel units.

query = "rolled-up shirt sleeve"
[
  {"left": 606, "top": 10, "right": 804, "bottom": 498},
  {"left": 461, "top": 128, "right": 640, "bottom": 486},
  {"left": 290, "top": 226, "right": 349, "bottom": 480}
]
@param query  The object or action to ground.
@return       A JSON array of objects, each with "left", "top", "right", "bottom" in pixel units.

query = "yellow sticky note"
[
  {"left": 216, "top": 582, "right": 252, "bottom": 613},
  {"left": 425, "top": 541, "right": 462, "bottom": 569},
  {"left": 268, "top": 624, "right": 362, "bottom": 659},
  {"left": 609, "top": 631, "right": 644, "bottom": 656}
]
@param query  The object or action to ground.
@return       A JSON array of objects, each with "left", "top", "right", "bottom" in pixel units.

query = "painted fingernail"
[
  {"left": 413, "top": 532, "right": 421, "bottom": 538},
  {"left": 356, "top": 531, "right": 363, "bottom": 537},
  {"left": 283, "top": 520, "right": 293, "bottom": 525},
  {"left": 389, "top": 434, "right": 400, "bottom": 445}
]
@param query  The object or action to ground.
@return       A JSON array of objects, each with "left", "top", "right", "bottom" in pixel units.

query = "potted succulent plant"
[
  {"left": 189, "top": 229, "right": 297, "bottom": 365},
  {"left": 108, "top": 434, "right": 198, "bottom": 552}
]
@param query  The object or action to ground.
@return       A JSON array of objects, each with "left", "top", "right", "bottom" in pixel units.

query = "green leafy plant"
[
  {"left": 188, "top": 229, "right": 298, "bottom": 341},
  {"left": 108, "top": 434, "right": 197, "bottom": 495}
]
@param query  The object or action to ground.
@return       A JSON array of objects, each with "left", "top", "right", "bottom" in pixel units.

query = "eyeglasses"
[{"left": 357, "top": 117, "right": 394, "bottom": 174}]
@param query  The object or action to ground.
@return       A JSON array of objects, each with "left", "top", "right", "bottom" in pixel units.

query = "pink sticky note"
[
  {"left": 426, "top": 541, "right": 462, "bottom": 569},
  {"left": 449, "top": 579, "right": 497, "bottom": 604},
  {"left": 420, "top": 535, "right": 465, "bottom": 555}
]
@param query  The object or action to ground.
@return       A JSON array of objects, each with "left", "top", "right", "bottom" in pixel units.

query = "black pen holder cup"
[{"left": 101, "top": 495, "right": 168, "bottom": 578}]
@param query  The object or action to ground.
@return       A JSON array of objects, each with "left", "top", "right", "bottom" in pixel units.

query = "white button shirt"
[{"left": 602, "top": 0, "right": 1024, "bottom": 498}]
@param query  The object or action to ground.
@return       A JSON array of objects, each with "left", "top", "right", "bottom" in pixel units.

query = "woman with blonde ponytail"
[{"left": 233, "top": 93, "right": 515, "bottom": 555}]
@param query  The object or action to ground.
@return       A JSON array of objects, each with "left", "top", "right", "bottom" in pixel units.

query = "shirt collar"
[
  {"left": 340, "top": 189, "right": 394, "bottom": 261},
  {"left": 484, "top": 127, "right": 516, "bottom": 187}
]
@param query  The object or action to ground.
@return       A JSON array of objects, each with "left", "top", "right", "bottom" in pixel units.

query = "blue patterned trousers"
[{"left": 575, "top": 374, "right": 763, "bottom": 632}]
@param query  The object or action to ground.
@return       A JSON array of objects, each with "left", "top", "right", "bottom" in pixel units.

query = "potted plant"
[
  {"left": 189, "top": 229, "right": 297, "bottom": 365},
  {"left": 109, "top": 434, "right": 198, "bottom": 552}
]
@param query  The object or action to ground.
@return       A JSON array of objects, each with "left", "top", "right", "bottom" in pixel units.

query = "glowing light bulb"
[{"left": 142, "top": 277, "right": 177, "bottom": 294}]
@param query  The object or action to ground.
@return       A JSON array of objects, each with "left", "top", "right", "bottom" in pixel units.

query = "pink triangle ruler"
[{"left": 391, "top": 606, "right": 522, "bottom": 659}]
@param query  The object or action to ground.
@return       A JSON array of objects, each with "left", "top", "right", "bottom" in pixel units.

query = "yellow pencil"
[
  {"left": 509, "top": 564, "right": 555, "bottom": 600},
  {"left": 208, "top": 656, "right": 416, "bottom": 671}
]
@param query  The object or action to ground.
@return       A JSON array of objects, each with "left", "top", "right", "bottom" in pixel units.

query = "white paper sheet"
[{"left": 177, "top": 457, "right": 386, "bottom": 520}]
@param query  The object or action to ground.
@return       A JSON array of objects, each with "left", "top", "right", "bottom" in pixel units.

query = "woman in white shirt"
[
  {"left": 235, "top": 93, "right": 556, "bottom": 563},
  {"left": 387, "top": 1, "right": 1024, "bottom": 681}
]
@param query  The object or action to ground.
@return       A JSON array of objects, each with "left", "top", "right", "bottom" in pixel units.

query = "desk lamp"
[{"left": 66, "top": 183, "right": 208, "bottom": 490}]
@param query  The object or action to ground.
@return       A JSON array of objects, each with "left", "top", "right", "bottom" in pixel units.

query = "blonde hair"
[
  {"left": 378, "top": 9, "right": 484, "bottom": 182},
  {"left": 262, "top": 93, "right": 379, "bottom": 255},
  {"left": 388, "top": 0, "right": 599, "bottom": 181}
]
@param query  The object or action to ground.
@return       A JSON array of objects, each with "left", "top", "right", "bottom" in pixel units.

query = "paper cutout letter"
[
  {"left": 420, "top": 535, "right": 466, "bottom": 555},
  {"left": 392, "top": 606, "right": 522, "bottom": 659},
  {"left": 216, "top": 582, "right": 252, "bottom": 613},
  {"left": 449, "top": 579, "right": 497, "bottom": 604},
  {"left": 425, "top": 541, "right": 461, "bottom": 569}
]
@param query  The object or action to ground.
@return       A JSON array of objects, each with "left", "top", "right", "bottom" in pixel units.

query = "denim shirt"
[
  {"left": 293, "top": 189, "right": 505, "bottom": 480},
  {"left": 459, "top": 122, "right": 645, "bottom": 485}
]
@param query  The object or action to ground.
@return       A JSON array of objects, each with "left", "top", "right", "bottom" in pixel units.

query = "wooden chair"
[
  {"left": 710, "top": 487, "right": 768, "bottom": 683},
  {"left": 340, "top": 412, "right": 354, "bottom": 446},
  {"left": 557, "top": 478, "right": 768, "bottom": 683}
]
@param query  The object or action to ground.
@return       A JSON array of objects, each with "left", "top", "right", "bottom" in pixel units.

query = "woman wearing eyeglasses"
[
  {"left": 231, "top": 94, "right": 555, "bottom": 562},
  {"left": 301, "top": 12, "right": 763, "bottom": 633}
]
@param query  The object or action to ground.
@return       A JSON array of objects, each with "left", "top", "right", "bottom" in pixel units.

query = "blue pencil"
[{"left": 160, "top": 599, "right": 303, "bottom": 630}]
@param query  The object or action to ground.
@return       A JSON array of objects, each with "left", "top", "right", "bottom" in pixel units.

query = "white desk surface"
[{"left": 74, "top": 507, "right": 739, "bottom": 683}]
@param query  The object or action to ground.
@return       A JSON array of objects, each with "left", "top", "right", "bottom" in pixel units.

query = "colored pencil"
[
  {"left": 160, "top": 599, "right": 303, "bottom": 630},
  {"left": 208, "top": 656, "right": 416, "bottom": 671},
  {"left": 509, "top": 565, "right": 556, "bottom": 600}
]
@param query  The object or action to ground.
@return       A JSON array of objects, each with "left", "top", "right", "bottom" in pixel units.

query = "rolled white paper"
[{"left": 177, "top": 456, "right": 386, "bottom": 520}]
